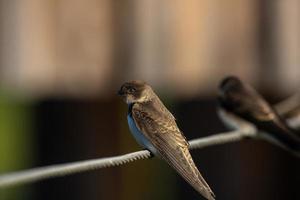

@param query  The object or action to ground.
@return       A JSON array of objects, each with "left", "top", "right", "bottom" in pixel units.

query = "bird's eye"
[{"left": 128, "top": 87, "right": 136, "bottom": 93}]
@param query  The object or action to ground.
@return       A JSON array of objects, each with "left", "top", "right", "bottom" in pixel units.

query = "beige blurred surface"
[
  {"left": 0, "top": 1, "right": 299, "bottom": 97},
  {"left": 0, "top": 2, "right": 299, "bottom": 200}
]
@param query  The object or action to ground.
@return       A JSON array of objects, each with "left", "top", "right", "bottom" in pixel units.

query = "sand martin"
[
  {"left": 217, "top": 76, "right": 300, "bottom": 156},
  {"left": 118, "top": 80, "right": 215, "bottom": 200}
]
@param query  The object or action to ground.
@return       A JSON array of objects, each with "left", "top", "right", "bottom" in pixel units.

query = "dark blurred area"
[{"left": 0, "top": 1, "right": 299, "bottom": 200}]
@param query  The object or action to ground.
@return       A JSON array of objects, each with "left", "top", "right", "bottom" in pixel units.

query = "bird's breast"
[{"left": 127, "top": 114, "right": 157, "bottom": 154}]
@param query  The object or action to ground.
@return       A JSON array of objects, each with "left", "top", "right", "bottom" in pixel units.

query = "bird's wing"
[
  {"left": 234, "top": 87, "right": 300, "bottom": 153},
  {"left": 132, "top": 102, "right": 215, "bottom": 200},
  {"left": 234, "top": 85, "right": 277, "bottom": 122}
]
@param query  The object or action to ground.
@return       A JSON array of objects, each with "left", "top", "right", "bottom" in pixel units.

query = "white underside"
[
  {"left": 217, "top": 108, "right": 257, "bottom": 137},
  {"left": 218, "top": 109, "right": 296, "bottom": 152},
  {"left": 127, "top": 114, "right": 157, "bottom": 154}
]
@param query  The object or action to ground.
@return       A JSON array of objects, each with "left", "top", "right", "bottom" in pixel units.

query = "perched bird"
[
  {"left": 218, "top": 76, "right": 300, "bottom": 157},
  {"left": 118, "top": 80, "right": 215, "bottom": 200}
]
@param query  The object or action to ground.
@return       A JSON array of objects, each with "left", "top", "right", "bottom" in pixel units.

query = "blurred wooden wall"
[
  {"left": 0, "top": 1, "right": 299, "bottom": 97},
  {"left": 0, "top": 1, "right": 299, "bottom": 200},
  {"left": 0, "top": 0, "right": 114, "bottom": 97},
  {"left": 276, "top": 0, "right": 300, "bottom": 93}
]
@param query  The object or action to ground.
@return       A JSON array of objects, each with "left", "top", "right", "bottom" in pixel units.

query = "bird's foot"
[{"left": 143, "top": 148, "right": 154, "bottom": 158}]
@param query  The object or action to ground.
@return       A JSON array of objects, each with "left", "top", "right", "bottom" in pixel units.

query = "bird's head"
[
  {"left": 118, "top": 80, "right": 153, "bottom": 104},
  {"left": 218, "top": 76, "right": 245, "bottom": 109}
]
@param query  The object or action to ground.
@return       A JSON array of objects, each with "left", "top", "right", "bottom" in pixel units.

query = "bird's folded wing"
[
  {"left": 132, "top": 103, "right": 215, "bottom": 199},
  {"left": 236, "top": 94, "right": 300, "bottom": 153}
]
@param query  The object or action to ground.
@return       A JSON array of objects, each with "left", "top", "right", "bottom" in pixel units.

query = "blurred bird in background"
[{"left": 218, "top": 76, "right": 300, "bottom": 157}]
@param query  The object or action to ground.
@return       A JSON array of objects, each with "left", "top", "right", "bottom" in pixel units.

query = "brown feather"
[{"left": 132, "top": 102, "right": 215, "bottom": 200}]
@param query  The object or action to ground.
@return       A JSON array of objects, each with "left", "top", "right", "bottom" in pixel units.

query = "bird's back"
[{"left": 131, "top": 100, "right": 215, "bottom": 199}]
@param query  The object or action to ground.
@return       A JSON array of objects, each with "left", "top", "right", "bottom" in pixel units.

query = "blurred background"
[{"left": 0, "top": 0, "right": 299, "bottom": 200}]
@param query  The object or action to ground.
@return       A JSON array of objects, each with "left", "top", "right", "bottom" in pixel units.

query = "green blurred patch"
[{"left": 0, "top": 90, "right": 35, "bottom": 200}]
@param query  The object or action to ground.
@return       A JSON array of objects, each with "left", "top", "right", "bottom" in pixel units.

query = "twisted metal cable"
[
  {"left": 0, "top": 128, "right": 255, "bottom": 188},
  {"left": 275, "top": 92, "right": 300, "bottom": 115},
  {"left": 0, "top": 150, "right": 152, "bottom": 188},
  {"left": 0, "top": 93, "right": 298, "bottom": 188}
]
